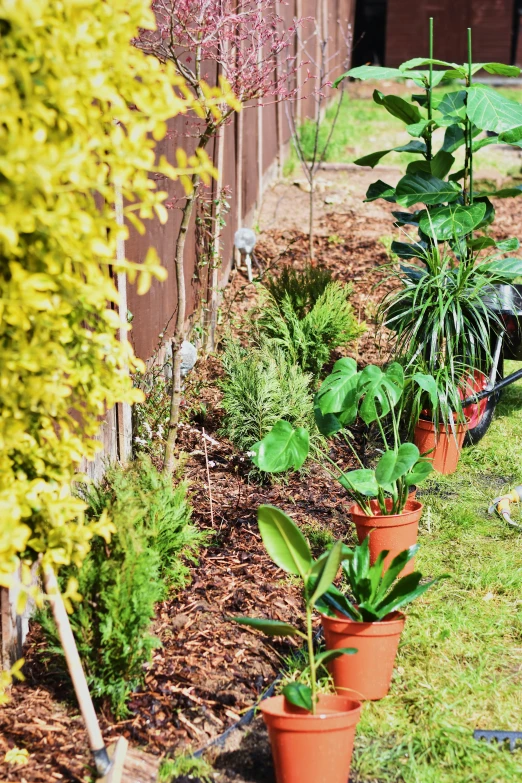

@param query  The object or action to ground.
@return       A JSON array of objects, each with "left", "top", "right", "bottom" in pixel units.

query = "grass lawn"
[
  {"left": 285, "top": 85, "right": 522, "bottom": 181},
  {"left": 352, "top": 364, "right": 522, "bottom": 783}
]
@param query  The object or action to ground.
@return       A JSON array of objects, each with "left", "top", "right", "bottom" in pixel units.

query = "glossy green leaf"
[
  {"left": 375, "top": 546, "right": 418, "bottom": 602},
  {"left": 437, "top": 90, "right": 466, "bottom": 120},
  {"left": 373, "top": 90, "right": 422, "bottom": 125},
  {"left": 309, "top": 540, "right": 344, "bottom": 605},
  {"left": 482, "top": 63, "right": 521, "bottom": 77},
  {"left": 376, "top": 572, "right": 449, "bottom": 618},
  {"left": 430, "top": 150, "right": 455, "bottom": 179},
  {"left": 282, "top": 682, "right": 313, "bottom": 712},
  {"left": 335, "top": 65, "right": 407, "bottom": 86},
  {"left": 419, "top": 203, "right": 486, "bottom": 240},
  {"left": 482, "top": 184, "right": 522, "bottom": 198},
  {"left": 395, "top": 171, "right": 461, "bottom": 207},
  {"left": 472, "top": 136, "right": 499, "bottom": 152},
  {"left": 314, "top": 647, "right": 358, "bottom": 667},
  {"left": 467, "top": 84, "right": 522, "bottom": 133},
  {"left": 399, "top": 57, "right": 461, "bottom": 72},
  {"left": 468, "top": 236, "right": 520, "bottom": 252},
  {"left": 232, "top": 617, "right": 303, "bottom": 637},
  {"left": 391, "top": 240, "right": 427, "bottom": 260},
  {"left": 413, "top": 372, "right": 439, "bottom": 410},
  {"left": 257, "top": 505, "right": 312, "bottom": 578},
  {"left": 338, "top": 469, "right": 379, "bottom": 497},
  {"left": 316, "top": 585, "right": 362, "bottom": 621},
  {"left": 375, "top": 443, "right": 420, "bottom": 485},
  {"left": 365, "top": 180, "right": 396, "bottom": 203},
  {"left": 357, "top": 363, "right": 404, "bottom": 424},
  {"left": 316, "top": 357, "right": 358, "bottom": 415},
  {"left": 405, "top": 460, "right": 434, "bottom": 486},
  {"left": 392, "top": 211, "right": 422, "bottom": 226},
  {"left": 406, "top": 119, "right": 430, "bottom": 137},
  {"left": 313, "top": 404, "right": 342, "bottom": 437},
  {"left": 252, "top": 421, "right": 309, "bottom": 473},
  {"left": 442, "top": 124, "right": 466, "bottom": 153},
  {"left": 355, "top": 140, "right": 426, "bottom": 168},
  {"left": 481, "top": 257, "right": 522, "bottom": 280}
]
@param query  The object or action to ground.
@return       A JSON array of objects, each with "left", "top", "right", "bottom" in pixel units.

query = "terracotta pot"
[
  {"left": 261, "top": 693, "right": 362, "bottom": 783},
  {"left": 321, "top": 610, "right": 405, "bottom": 701},
  {"left": 350, "top": 499, "right": 423, "bottom": 576},
  {"left": 414, "top": 418, "right": 467, "bottom": 475}
]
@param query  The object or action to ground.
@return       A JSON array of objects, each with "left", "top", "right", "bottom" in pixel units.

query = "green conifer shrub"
[
  {"left": 219, "top": 339, "right": 317, "bottom": 460},
  {"left": 39, "top": 457, "right": 205, "bottom": 717},
  {"left": 259, "top": 268, "right": 364, "bottom": 377}
]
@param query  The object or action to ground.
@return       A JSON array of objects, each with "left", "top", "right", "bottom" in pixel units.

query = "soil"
[{"left": 2, "top": 159, "right": 522, "bottom": 783}]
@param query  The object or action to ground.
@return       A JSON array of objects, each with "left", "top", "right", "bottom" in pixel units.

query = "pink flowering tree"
[{"left": 135, "top": 0, "right": 303, "bottom": 472}]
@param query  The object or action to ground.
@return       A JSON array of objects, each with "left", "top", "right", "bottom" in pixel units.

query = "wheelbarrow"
[{"left": 462, "top": 284, "right": 522, "bottom": 445}]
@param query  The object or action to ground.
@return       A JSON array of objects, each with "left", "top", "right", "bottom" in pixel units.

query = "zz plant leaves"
[{"left": 231, "top": 507, "right": 355, "bottom": 714}]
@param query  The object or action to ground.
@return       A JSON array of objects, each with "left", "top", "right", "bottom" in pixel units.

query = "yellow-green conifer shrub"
[{"left": 0, "top": 0, "right": 223, "bottom": 619}]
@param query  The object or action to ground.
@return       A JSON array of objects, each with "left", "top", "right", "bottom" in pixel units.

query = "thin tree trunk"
[
  {"left": 163, "top": 178, "right": 199, "bottom": 474},
  {"left": 309, "top": 171, "right": 314, "bottom": 261}
]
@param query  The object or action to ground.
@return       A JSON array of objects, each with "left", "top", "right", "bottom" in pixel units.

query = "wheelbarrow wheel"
[{"left": 464, "top": 358, "right": 504, "bottom": 446}]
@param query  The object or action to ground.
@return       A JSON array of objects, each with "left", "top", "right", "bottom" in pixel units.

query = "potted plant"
[
  {"left": 406, "top": 363, "right": 469, "bottom": 474},
  {"left": 316, "top": 537, "right": 447, "bottom": 701},
  {"left": 232, "top": 505, "right": 362, "bottom": 783},
  {"left": 335, "top": 24, "right": 522, "bottom": 448},
  {"left": 252, "top": 360, "right": 434, "bottom": 573}
]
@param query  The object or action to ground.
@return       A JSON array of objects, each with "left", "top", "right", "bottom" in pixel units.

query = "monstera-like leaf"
[
  {"left": 251, "top": 421, "right": 309, "bottom": 473},
  {"left": 316, "top": 357, "right": 359, "bottom": 419},
  {"left": 357, "top": 363, "right": 404, "bottom": 425}
]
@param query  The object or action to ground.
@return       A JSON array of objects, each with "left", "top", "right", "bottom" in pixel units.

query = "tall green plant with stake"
[
  {"left": 335, "top": 22, "right": 522, "bottom": 427},
  {"left": 232, "top": 506, "right": 356, "bottom": 713}
]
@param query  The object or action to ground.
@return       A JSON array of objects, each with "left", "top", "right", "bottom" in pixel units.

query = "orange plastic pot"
[
  {"left": 414, "top": 418, "right": 467, "bottom": 475},
  {"left": 321, "top": 610, "right": 405, "bottom": 701},
  {"left": 261, "top": 693, "right": 362, "bottom": 783},
  {"left": 350, "top": 499, "right": 423, "bottom": 576}
]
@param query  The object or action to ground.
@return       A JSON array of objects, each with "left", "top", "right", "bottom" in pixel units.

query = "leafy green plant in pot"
[
  {"left": 252, "top": 359, "right": 434, "bottom": 575},
  {"left": 231, "top": 505, "right": 362, "bottom": 783},
  {"left": 317, "top": 537, "right": 448, "bottom": 701},
  {"left": 335, "top": 22, "right": 522, "bottom": 448}
]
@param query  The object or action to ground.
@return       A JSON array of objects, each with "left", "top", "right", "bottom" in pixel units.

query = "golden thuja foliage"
[{"left": 0, "top": 0, "right": 234, "bottom": 685}]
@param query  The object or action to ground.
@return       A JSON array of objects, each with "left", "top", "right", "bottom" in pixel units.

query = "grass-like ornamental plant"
[
  {"left": 232, "top": 505, "right": 356, "bottom": 714},
  {"left": 252, "top": 360, "right": 434, "bottom": 515},
  {"left": 317, "top": 538, "right": 446, "bottom": 623}
]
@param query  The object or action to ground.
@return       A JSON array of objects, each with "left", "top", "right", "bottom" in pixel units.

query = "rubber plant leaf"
[
  {"left": 335, "top": 65, "right": 407, "bottom": 86},
  {"left": 354, "top": 140, "right": 426, "bottom": 168},
  {"left": 430, "top": 150, "right": 455, "bottom": 179},
  {"left": 231, "top": 617, "right": 303, "bottom": 637},
  {"left": 365, "top": 180, "right": 396, "bottom": 203},
  {"left": 252, "top": 420, "right": 309, "bottom": 473},
  {"left": 442, "top": 124, "right": 466, "bottom": 153},
  {"left": 395, "top": 171, "right": 461, "bottom": 207},
  {"left": 314, "top": 648, "right": 358, "bottom": 667},
  {"left": 467, "top": 84, "right": 522, "bottom": 133},
  {"left": 391, "top": 241, "right": 427, "bottom": 260},
  {"left": 419, "top": 203, "right": 486, "bottom": 240},
  {"left": 257, "top": 505, "right": 312, "bottom": 578},
  {"left": 373, "top": 90, "right": 422, "bottom": 125},
  {"left": 481, "top": 257, "right": 522, "bottom": 280},
  {"left": 282, "top": 682, "right": 313, "bottom": 712},
  {"left": 316, "top": 357, "right": 359, "bottom": 416},
  {"left": 468, "top": 237, "right": 519, "bottom": 252},
  {"left": 482, "top": 63, "right": 521, "bottom": 77},
  {"left": 309, "top": 540, "right": 344, "bottom": 605},
  {"left": 375, "top": 443, "right": 421, "bottom": 485}
]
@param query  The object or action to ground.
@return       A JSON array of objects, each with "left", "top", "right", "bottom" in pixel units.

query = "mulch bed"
[{"left": 3, "top": 193, "right": 522, "bottom": 782}]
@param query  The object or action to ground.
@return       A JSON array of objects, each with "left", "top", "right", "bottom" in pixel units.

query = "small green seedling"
[
  {"left": 317, "top": 537, "right": 448, "bottom": 622},
  {"left": 231, "top": 505, "right": 356, "bottom": 714}
]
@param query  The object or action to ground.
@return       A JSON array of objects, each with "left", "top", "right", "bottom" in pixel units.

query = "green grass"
[
  {"left": 352, "top": 364, "right": 522, "bottom": 783},
  {"left": 159, "top": 751, "right": 214, "bottom": 782},
  {"left": 287, "top": 86, "right": 522, "bottom": 179}
]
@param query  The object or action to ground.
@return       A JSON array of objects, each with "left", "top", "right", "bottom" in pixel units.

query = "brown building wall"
[{"left": 385, "top": 0, "right": 515, "bottom": 67}]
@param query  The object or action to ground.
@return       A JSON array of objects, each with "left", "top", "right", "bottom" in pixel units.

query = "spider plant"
[{"left": 381, "top": 241, "right": 506, "bottom": 430}]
